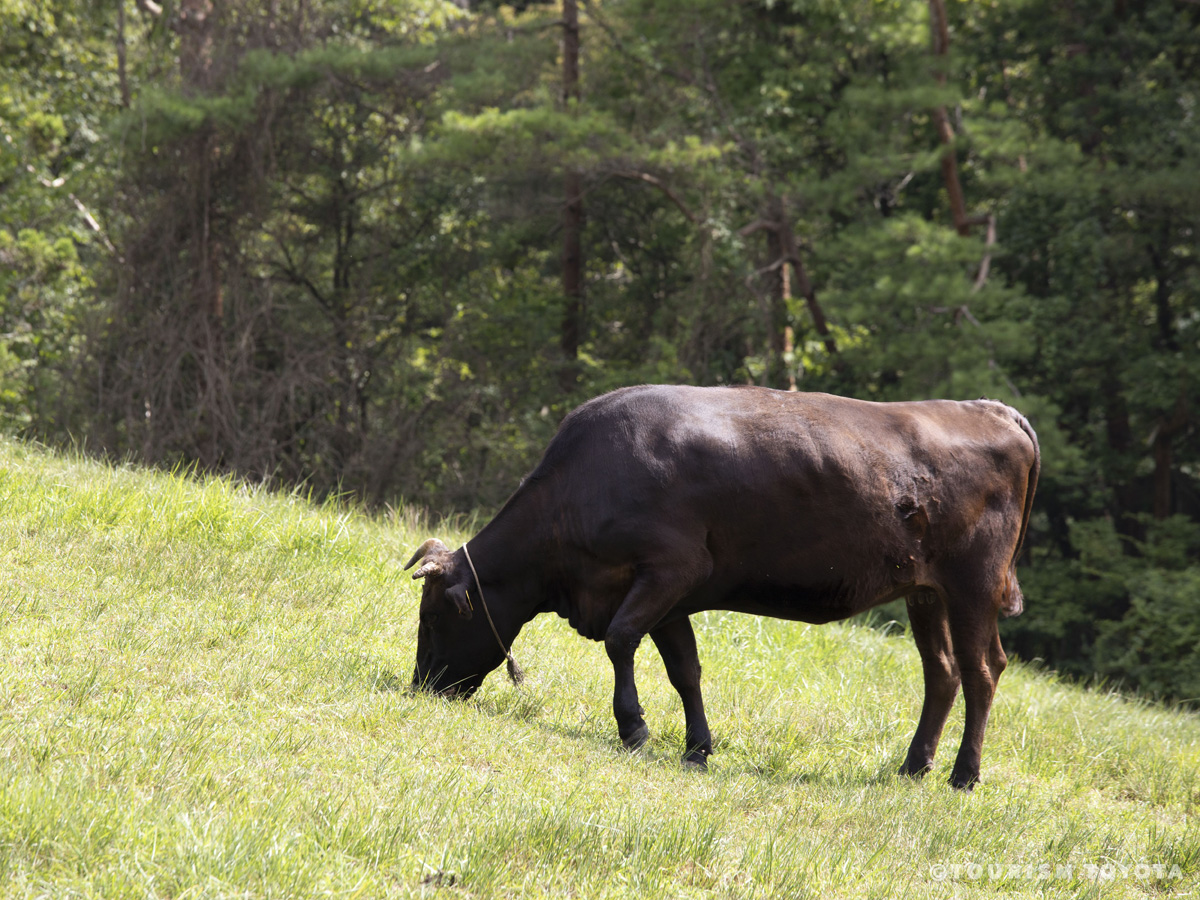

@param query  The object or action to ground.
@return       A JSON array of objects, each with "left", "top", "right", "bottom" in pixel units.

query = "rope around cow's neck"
[{"left": 462, "top": 541, "right": 524, "bottom": 686}]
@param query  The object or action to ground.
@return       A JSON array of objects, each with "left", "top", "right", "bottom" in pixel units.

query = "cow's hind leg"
[
  {"left": 944, "top": 583, "right": 1009, "bottom": 791},
  {"left": 650, "top": 617, "right": 712, "bottom": 768},
  {"left": 605, "top": 544, "right": 712, "bottom": 753},
  {"left": 900, "top": 591, "right": 960, "bottom": 779}
]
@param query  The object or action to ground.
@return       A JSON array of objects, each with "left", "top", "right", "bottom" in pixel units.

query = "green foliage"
[
  {"left": 1004, "top": 515, "right": 1200, "bottom": 705},
  {"left": 1095, "top": 568, "right": 1200, "bottom": 703},
  {"left": 3, "top": 0, "right": 1200, "bottom": 703},
  {"left": 819, "top": 213, "right": 1023, "bottom": 398},
  {"left": 0, "top": 227, "right": 88, "bottom": 428},
  {"left": 433, "top": 105, "right": 636, "bottom": 171},
  {"left": 0, "top": 0, "right": 111, "bottom": 434},
  {"left": 118, "top": 42, "right": 443, "bottom": 145}
]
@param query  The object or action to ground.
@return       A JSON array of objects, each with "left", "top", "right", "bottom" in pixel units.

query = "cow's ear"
[
  {"left": 405, "top": 538, "right": 450, "bottom": 580},
  {"left": 446, "top": 584, "right": 473, "bottom": 621}
]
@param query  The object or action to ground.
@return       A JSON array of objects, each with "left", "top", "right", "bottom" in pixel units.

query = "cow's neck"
[{"left": 462, "top": 487, "right": 552, "bottom": 631}]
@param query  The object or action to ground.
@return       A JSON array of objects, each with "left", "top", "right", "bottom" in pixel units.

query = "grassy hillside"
[{"left": 0, "top": 438, "right": 1196, "bottom": 899}]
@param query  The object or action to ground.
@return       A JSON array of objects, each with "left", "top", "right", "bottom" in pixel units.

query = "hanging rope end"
[
  {"left": 463, "top": 541, "right": 525, "bottom": 689},
  {"left": 506, "top": 655, "right": 525, "bottom": 686}
]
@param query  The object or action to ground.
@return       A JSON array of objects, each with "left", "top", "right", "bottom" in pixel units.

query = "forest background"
[{"left": 1, "top": 0, "right": 1198, "bottom": 703}]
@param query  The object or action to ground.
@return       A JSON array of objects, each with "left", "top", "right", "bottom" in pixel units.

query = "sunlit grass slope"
[{"left": 0, "top": 438, "right": 1197, "bottom": 899}]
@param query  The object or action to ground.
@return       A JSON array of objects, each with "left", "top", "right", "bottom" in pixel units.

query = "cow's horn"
[{"left": 404, "top": 538, "right": 450, "bottom": 579}]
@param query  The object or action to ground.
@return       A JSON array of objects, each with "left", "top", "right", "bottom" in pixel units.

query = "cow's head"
[{"left": 405, "top": 538, "right": 507, "bottom": 697}]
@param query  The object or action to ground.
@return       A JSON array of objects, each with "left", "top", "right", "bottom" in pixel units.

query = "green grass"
[{"left": 0, "top": 437, "right": 1197, "bottom": 899}]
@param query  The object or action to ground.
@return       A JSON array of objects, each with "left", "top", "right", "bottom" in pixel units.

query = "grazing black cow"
[{"left": 407, "top": 385, "right": 1039, "bottom": 790}]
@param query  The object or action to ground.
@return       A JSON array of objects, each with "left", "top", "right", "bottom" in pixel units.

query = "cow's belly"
[
  {"left": 680, "top": 534, "right": 925, "bottom": 623},
  {"left": 687, "top": 575, "right": 916, "bottom": 624}
]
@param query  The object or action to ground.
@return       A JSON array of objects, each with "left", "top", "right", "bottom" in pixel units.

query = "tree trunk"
[
  {"left": 927, "top": 0, "right": 973, "bottom": 237},
  {"left": 562, "top": 171, "right": 583, "bottom": 368},
  {"left": 763, "top": 196, "right": 788, "bottom": 387},
  {"left": 742, "top": 197, "right": 837, "bottom": 383},
  {"left": 779, "top": 216, "right": 837, "bottom": 359},
  {"left": 116, "top": 0, "right": 131, "bottom": 108},
  {"left": 178, "top": 0, "right": 214, "bottom": 93},
  {"left": 1153, "top": 431, "right": 1173, "bottom": 520},
  {"left": 177, "top": 0, "right": 222, "bottom": 322},
  {"left": 560, "top": 0, "right": 583, "bottom": 390},
  {"left": 1153, "top": 393, "right": 1189, "bottom": 520},
  {"left": 1149, "top": 216, "right": 1178, "bottom": 352}
]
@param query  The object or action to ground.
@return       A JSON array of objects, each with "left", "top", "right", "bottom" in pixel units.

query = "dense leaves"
[{"left": 1, "top": 0, "right": 1198, "bottom": 702}]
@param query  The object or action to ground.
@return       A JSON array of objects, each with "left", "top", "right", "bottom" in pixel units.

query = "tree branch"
[
  {"left": 745, "top": 256, "right": 789, "bottom": 284},
  {"left": 737, "top": 218, "right": 781, "bottom": 238},
  {"left": 743, "top": 198, "right": 838, "bottom": 360},
  {"left": 269, "top": 234, "right": 331, "bottom": 314},
  {"left": 971, "top": 214, "right": 997, "bottom": 293},
  {"left": 611, "top": 170, "right": 698, "bottom": 223},
  {"left": 70, "top": 194, "right": 118, "bottom": 255},
  {"left": 778, "top": 218, "right": 837, "bottom": 357}
]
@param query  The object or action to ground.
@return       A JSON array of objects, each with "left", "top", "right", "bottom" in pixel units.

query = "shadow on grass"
[
  {"left": 703, "top": 751, "right": 925, "bottom": 790},
  {"left": 472, "top": 690, "right": 925, "bottom": 790},
  {"left": 348, "top": 651, "right": 941, "bottom": 791},
  {"left": 337, "top": 652, "right": 410, "bottom": 692},
  {"left": 371, "top": 668, "right": 409, "bottom": 692}
]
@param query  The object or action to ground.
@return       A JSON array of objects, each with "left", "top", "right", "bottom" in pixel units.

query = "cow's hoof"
[
  {"left": 948, "top": 770, "right": 979, "bottom": 792},
  {"left": 622, "top": 724, "right": 650, "bottom": 751},
  {"left": 682, "top": 753, "right": 709, "bottom": 772},
  {"left": 899, "top": 760, "right": 933, "bottom": 779}
]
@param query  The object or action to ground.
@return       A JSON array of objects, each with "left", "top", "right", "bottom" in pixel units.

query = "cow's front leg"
[
  {"left": 604, "top": 544, "right": 713, "bottom": 753},
  {"left": 650, "top": 617, "right": 712, "bottom": 768},
  {"left": 605, "top": 627, "right": 649, "bottom": 749}
]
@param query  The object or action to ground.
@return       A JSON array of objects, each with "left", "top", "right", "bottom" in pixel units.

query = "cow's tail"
[{"left": 1002, "top": 407, "right": 1041, "bottom": 617}]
